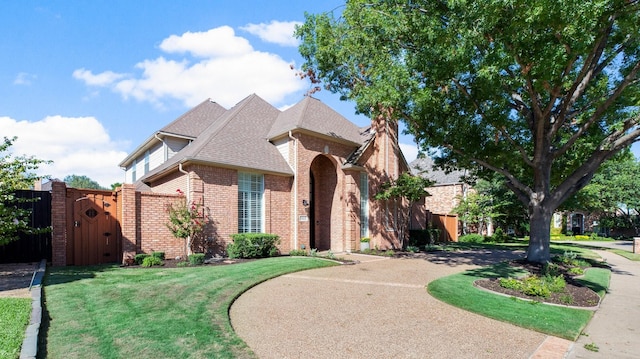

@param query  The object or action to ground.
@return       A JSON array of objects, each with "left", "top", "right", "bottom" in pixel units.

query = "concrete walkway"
[
  {"left": 230, "top": 250, "right": 570, "bottom": 359},
  {"left": 567, "top": 249, "right": 640, "bottom": 358}
]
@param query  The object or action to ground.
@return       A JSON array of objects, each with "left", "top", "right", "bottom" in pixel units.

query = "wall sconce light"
[{"left": 302, "top": 199, "right": 309, "bottom": 207}]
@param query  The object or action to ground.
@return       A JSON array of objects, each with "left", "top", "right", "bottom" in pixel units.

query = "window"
[
  {"left": 144, "top": 151, "right": 150, "bottom": 174},
  {"left": 360, "top": 173, "right": 369, "bottom": 238},
  {"left": 238, "top": 172, "right": 264, "bottom": 233},
  {"left": 131, "top": 159, "right": 137, "bottom": 182}
]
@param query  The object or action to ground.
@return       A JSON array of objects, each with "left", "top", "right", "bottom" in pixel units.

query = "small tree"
[
  {"left": 374, "top": 172, "right": 432, "bottom": 248},
  {"left": 0, "top": 136, "right": 51, "bottom": 245},
  {"left": 166, "top": 189, "right": 207, "bottom": 258}
]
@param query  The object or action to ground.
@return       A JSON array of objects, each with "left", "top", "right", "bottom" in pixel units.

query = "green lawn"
[
  {"left": 41, "top": 257, "right": 337, "bottom": 359},
  {"left": 428, "top": 260, "right": 611, "bottom": 340},
  {"left": 0, "top": 297, "right": 31, "bottom": 359}
]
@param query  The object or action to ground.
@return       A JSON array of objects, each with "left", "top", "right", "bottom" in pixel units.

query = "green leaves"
[
  {"left": 374, "top": 172, "right": 433, "bottom": 202},
  {"left": 0, "top": 136, "right": 51, "bottom": 245}
]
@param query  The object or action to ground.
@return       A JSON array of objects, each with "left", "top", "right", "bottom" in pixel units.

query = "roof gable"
[
  {"left": 268, "top": 96, "right": 362, "bottom": 145},
  {"left": 160, "top": 99, "right": 227, "bottom": 138},
  {"left": 410, "top": 157, "right": 466, "bottom": 185},
  {"left": 141, "top": 94, "right": 294, "bottom": 181}
]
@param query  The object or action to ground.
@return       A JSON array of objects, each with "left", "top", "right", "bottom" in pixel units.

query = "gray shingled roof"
[
  {"left": 160, "top": 99, "right": 227, "bottom": 138},
  {"left": 268, "top": 96, "right": 362, "bottom": 144},
  {"left": 119, "top": 99, "right": 227, "bottom": 167},
  {"left": 141, "top": 94, "right": 294, "bottom": 181},
  {"left": 410, "top": 157, "right": 466, "bottom": 185}
]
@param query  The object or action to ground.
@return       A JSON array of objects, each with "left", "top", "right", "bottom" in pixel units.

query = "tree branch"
[
  {"left": 551, "top": 14, "right": 616, "bottom": 137},
  {"left": 554, "top": 61, "right": 640, "bottom": 158}
]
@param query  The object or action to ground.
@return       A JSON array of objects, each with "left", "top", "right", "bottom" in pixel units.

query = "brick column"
[
  {"left": 634, "top": 237, "right": 640, "bottom": 254},
  {"left": 120, "top": 184, "right": 137, "bottom": 263},
  {"left": 50, "top": 181, "right": 67, "bottom": 266}
]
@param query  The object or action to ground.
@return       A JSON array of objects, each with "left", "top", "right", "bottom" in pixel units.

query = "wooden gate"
[
  {"left": 432, "top": 214, "right": 459, "bottom": 242},
  {"left": 0, "top": 190, "right": 52, "bottom": 263},
  {"left": 66, "top": 189, "right": 120, "bottom": 265}
]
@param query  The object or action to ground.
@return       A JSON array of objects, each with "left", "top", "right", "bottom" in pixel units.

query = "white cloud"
[
  {"left": 240, "top": 20, "right": 302, "bottom": 47},
  {"left": 0, "top": 116, "right": 127, "bottom": 187},
  {"left": 74, "top": 25, "right": 306, "bottom": 108},
  {"left": 400, "top": 142, "right": 419, "bottom": 163},
  {"left": 72, "top": 68, "right": 126, "bottom": 86},
  {"left": 159, "top": 26, "right": 253, "bottom": 57},
  {"left": 14, "top": 72, "right": 37, "bottom": 85}
]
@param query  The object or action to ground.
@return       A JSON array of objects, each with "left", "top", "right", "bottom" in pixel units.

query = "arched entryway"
[{"left": 309, "top": 155, "right": 337, "bottom": 251}]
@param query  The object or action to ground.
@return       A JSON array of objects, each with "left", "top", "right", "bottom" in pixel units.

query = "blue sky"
[
  {"left": 0, "top": 1, "right": 637, "bottom": 187},
  {"left": 1, "top": 0, "right": 415, "bottom": 187}
]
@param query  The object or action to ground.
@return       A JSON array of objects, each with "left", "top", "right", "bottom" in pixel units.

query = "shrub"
[
  {"left": 544, "top": 274, "right": 567, "bottom": 293},
  {"left": 141, "top": 256, "right": 163, "bottom": 267},
  {"left": 406, "top": 245, "right": 419, "bottom": 253},
  {"left": 568, "top": 267, "right": 585, "bottom": 276},
  {"left": 176, "top": 261, "right": 189, "bottom": 267},
  {"left": 499, "top": 277, "right": 523, "bottom": 291},
  {"left": 134, "top": 254, "right": 150, "bottom": 265},
  {"left": 289, "top": 249, "right": 307, "bottom": 256},
  {"left": 458, "top": 233, "right": 484, "bottom": 243},
  {"left": 188, "top": 253, "right": 205, "bottom": 265},
  {"left": 487, "top": 228, "right": 512, "bottom": 243},
  {"left": 542, "top": 262, "right": 562, "bottom": 277},
  {"left": 408, "top": 229, "right": 430, "bottom": 246},
  {"left": 227, "top": 233, "right": 280, "bottom": 259},
  {"left": 521, "top": 276, "right": 551, "bottom": 298},
  {"left": 151, "top": 251, "right": 165, "bottom": 260}
]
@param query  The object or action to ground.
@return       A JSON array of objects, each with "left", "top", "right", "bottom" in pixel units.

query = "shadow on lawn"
[{"left": 424, "top": 248, "right": 525, "bottom": 267}]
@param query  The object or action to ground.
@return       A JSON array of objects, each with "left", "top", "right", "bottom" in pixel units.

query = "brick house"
[
  {"left": 117, "top": 94, "right": 412, "bottom": 260},
  {"left": 410, "top": 157, "right": 467, "bottom": 241}
]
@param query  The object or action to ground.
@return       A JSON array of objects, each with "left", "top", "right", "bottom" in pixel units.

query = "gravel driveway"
[
  {"left": 0, "top": 262, "right": 37, "bottom": 298},
  {"left": 230, "top": 250, "right": 556, "bottom": 359}
]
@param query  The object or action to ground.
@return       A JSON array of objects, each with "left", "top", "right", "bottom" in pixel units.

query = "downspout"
[
  {"left": 178, "top": 162, "right": 191, "bottom": 255},
  {"left": 289, "top": 131, "right": 298, "bottom": 251}
]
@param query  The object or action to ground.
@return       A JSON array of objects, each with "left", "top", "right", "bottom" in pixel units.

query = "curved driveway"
[{"left": 230, "top": 250, "right": 565, "bottom": 359}]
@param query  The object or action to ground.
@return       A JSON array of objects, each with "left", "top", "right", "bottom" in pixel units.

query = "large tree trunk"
[{"left": 526, "top": 203, "right": 552, "bottom": 263}]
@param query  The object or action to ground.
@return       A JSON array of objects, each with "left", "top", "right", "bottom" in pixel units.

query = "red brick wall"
[
  {"left": 424, "top": 184, "right": 465, "bottom": 215},
  {"left": 139, "top": 192, "right": 184, "bottom": 259}
]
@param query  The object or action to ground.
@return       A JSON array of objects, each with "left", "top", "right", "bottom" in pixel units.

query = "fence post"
[
  {"left": 50, "top": 181, "right": 67, "bottom": 266},
  {"left": 634, "top": 237, "right": 640, "bottom": 254}
]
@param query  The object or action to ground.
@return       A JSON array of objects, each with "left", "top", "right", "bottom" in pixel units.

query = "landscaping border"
[{"left": 19, "top": 259, "right": 46, "bottom": 359}]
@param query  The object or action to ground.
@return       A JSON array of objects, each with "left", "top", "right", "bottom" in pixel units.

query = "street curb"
[{"left": 20, "top": 259, "right": 46, "bottom": 359}]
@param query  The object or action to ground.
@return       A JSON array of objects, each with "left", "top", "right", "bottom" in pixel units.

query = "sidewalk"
[{"left": 566, "top": 250, "right": 640, "bottom": 358}]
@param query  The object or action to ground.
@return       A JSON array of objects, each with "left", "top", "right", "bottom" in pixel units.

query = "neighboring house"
[
  {"left": 119, "top": 94, "right": 411, "bottom": 258},
  {"left": 410, "top": 157, "right": 468, "bottom": 241}
]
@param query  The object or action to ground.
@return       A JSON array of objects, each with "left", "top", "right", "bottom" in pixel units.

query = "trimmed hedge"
[{"left": 227, "top": 233, "right": 280, "bottom": 259}]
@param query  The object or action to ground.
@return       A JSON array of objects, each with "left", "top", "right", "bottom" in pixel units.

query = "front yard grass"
[
  {"left": 428, "top": 260, "right": 610, "bottom": 340},
  {"left": 0, "top": 297, "right": 31, "bottom": 359},
  {"left": 40, "top": 257, "right": 337, "bottom": 359}
]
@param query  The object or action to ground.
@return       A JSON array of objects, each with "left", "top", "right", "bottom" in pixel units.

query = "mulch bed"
[{"left": 474, "top": 259, "right": 602, "bottom": 308}]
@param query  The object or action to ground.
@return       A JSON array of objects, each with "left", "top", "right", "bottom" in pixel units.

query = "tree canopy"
[
  {"left": 0, "top": 136, "right": 50, "bottom": 245},
  {"left": 297, "top": 0, "right": 640, "bottom": 262},
  {"left": 64, "top": 174, "right": 106, "bottom": 190}
]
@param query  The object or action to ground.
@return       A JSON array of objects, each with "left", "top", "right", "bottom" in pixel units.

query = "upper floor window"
[{"left": 144, "top": 151, "right": 150, "bottom": 174}]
